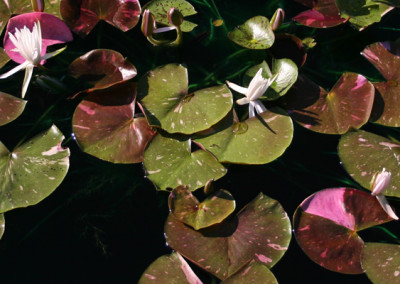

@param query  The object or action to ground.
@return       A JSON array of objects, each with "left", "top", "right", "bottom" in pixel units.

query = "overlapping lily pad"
[
  {"left": 72, "top": 81, "right": 155, "bottom": 164},
  {"left": 69, "top": 49, "right": 137, "bottom": 90},
  {"left": 221, "top": 261, "right": 277, "bottom": 284},
  {"left": 142, "top": 0, "right": 197, "bottom": 32},
  {"left": 362, "top": 42, "right": 400, "bottom": 127},
  {"left": 194, "top": 108, "right": 293, "bottom": 165},
  {"left": 0, "top": 92, "right": 27, "bottom": 126},
  {"left": 0, "top": 125, "right": 70, "bottom": 213},
  {"left": 143, "top": 133, "right": 227, "bottom": 191},
  {"left": 169, "top": 185, "right": 235, "bottom": 230},
  {"left": 338, "top": 130, "right": 400, "bottom": 197},
  {"left": 361, "top": 242, "right": 400, "bottom": 284},
  {"left": 165, "top": 193, "right": 291, "bottom": 280},
  {"left": 282, "top": 73, "right": 374, "bottom": 134},
  {"left": 60, "top": 0, "right": 141, "bottom": 37},
  {"left": 228, "top": 16, "right": 275, "bottom": 49},
  {"left": 138, "top": 64, "right": 233, "bottom": 134},
  {"left": 293, "top": 187, "right": 394, "bottom": 274}
]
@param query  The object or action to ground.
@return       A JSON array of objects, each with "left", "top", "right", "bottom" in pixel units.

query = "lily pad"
[
  {"left": 143, "top": 133, "right": 227, "bottom": 191},
  {"left": 281, "top": 73, "right": 374, "bottom": 134},
  {"left": 221, "top": 261, "right": 278, "bottom": 284},
  {"left": 293, "top": 187, "right": 394, "bottom": 274},
  {"left": 0, "top": 125, "right": 70, "bottom": 213},
  {"left": 142, "top": 0, "right": 197, "bottom": 32},
  {"left": 194, "top": 108, "right": 293, "bottom": 165},
  {"left": 362, "top": 42, "right": 400, "bottom": 127},
  {"left": 138, "top": 252, "right": 202, "bottom": 284},
  {"left": 60, "top": 0, "right": 141, "bottom": 37},
  {"left": 338, "top": 129, "right": 400, "bottom": 197},
  {"left": 0, "top": 0, "right": 31, "bottom": 34},
  {"left": 228, "top": 16, "right": 275, "bottom": 49},
  {"left": 362, "top": 242, "right": 400, "bottom": 284},
  {"left": 0, "top": 92, "right": 27, "bottom": 126},
  {"left": 138, "top": 64, "right": 232, "bottom": 134},
  {"left": 165, "top": 193, "right": 291, "bottom": 280},
  {"left": 69, "top": 49, "right": 137, "bottom": 90},
  {"left": 169, "top": 185, "right": 235, "bottom": 230},
  {"left": 0, "top": 48, "right": 10, "bottom": 69},
  {"left": 72, "top": 81, "right": 155, "bottom": 164},
  {"left": 0, "top": 214, "right": 4, "bottom": 240}
]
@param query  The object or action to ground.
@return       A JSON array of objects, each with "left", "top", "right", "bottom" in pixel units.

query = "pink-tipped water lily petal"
[{"left": 3, "top": 12, "right": 72, "bottom": 64}]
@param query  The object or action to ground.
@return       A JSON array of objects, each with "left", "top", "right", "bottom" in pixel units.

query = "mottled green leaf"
[
  {"left": 221, "top": 261, "right": 278, "bottom": 284},
  {"left": 0, "top": 92, "right": 27, "bottom": 126}
]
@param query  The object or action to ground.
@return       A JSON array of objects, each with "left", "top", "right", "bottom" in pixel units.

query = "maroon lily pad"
[
  {"left": 69, "top": 49, "right": 137, "bottom": 90},
  {"left": 293, "top": 188, "right": 394, "bottom": 274},
  {"left": 293, "top": 0, "right": 347, "bottom": 28},
  {"left": 3, "top": 12, "right": 73, "bottom": 64},
  {"left": 72, "top": 81, "right": 155, "bottom": 164},
  {"left": 362, "top": 42, "right": 400, "bottom": 127},
  {"left": 282, "top": 73, "right": 374, "bottom": 134},
  {"left": 60, "top": 0, "right": 141, "bottom": 37},
  {"left": 165, "top": 193, "right": 291, "bottom": 280},
  {"left": 0, "top": 92, "right": 27, "bottom": 126}
]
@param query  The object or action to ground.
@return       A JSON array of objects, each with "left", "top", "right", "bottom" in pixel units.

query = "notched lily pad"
[
  {"left": 293, "top": 187, "right": 394, "bottom": 274},
  {"left": 165, "top": 193, "right": 291, "bottom": 280},
  {"left": 0, "top": 92, "right": 27, "bottom": 126},
  {"left": 143, "top": 133, "right": 227, "bottom": 191},
  {"left": 0, "top": 125, "right": 70, "bottom": 213},
  {"left": 138, "top": 64, "right": 233, "bottom": 134},
  {"left": 221, "top": 261, "right": 278, "bottom": 284},
  {"left": 338, "top": 129, "right": 400, "bottom": 197},
  {"left": 72, "top": 81, "right": 155, "bottom": 164},
  {"left": 228, "top": 16, "right": 275, "bottom": 49},
  {"left": 169, "top": 185, "right": 235, "bottom": 230}
]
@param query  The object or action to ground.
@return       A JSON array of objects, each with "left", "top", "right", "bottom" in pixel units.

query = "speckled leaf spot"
[
  {"left": 165, "top": 193, "right": 291, "bottom": 280},
  {"left": 293, "top": 188, "right": 394, "bottom": 274},
  {"left": 221, "top": 261, "right": 278, "bottom": 284},
  {"left": 138, "top": 252, "right": 202, "bottom": 284},
  {"left": 338, "top": 130, "right": 400, "bottom": 197},
  {"left": 228, "top": 16, "right": 275, "bottom": 49},
  {"left": 362, "top": 42, "right": 400, "bottom": 127},
  {"left": 0, "top": 92, "right": 26, "bottom": 126},
  {"left": 282, "top": 73, "right": 374, "bottom": 134},
  {"left": 143, "top": 133, "right": 227, "bottom": 191},
  {"left": 362, "top": 243, "right": 400, "bottom": 284},
  {"left": 138, "top": 63, "right": 233, "bottom": 134},
  {"left": 169, "top": 185, "right": 235, "bottom": 230},
  {"left": 0, "top": 125, "right": 70, "bottom": 213}
]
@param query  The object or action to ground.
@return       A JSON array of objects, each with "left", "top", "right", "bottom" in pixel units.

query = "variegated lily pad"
[
  {"left": 0, "top": 125, "right": 70, "bottom": 213},
  {"left": 221, "top": 261, "right": 277, "bottom": 284},
  {"left": 0, "top": 92, "right": 27, "bottom": 126},
  {"left": 338, "top": 130, "right": 400, "bottom": 197},
  {"left": 143, "top": 133, "right": 227, "bottom": 191}
]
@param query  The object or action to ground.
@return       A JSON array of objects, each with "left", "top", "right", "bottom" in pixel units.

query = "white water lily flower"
[
  {"left": 371, "top": 168, "right": 398, "bottom": 220},
  {"left": 226, "top": 68, "right": 277, "bottom": 118},
  {"left": 0, "top": 21, "right": 65, "bottom": 98}
]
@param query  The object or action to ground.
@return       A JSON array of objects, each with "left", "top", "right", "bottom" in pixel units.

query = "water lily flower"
[
  {"left": 226, "top": 68, "right": 277, "bottom": 118},
  {"left": 370, "top": 168, "right": 398, "bottom": 220},
  {"left": 0, "top": 12, "right": 73, "bottom": 98}
]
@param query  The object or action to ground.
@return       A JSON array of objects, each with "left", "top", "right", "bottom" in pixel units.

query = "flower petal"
[
  {"left": 376, "top": 194, "right": 399, "bottom": 220},
  {"left": 236, "top": 97, "right": 250, "bottom": 105},
  {"left": 253, "top": 100, "right": 267, "bottom": 115},
  {"left": 21, "top": 64, "right": 34, "bottom": 98},
  {"left": 0, "top": 61, "right": 29, "bottom": 79},
  {"left": 226, "top": 81, "right": 248, "bottom": 95}
]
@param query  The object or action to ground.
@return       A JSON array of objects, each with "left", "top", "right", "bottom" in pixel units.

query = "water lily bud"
[
  {"left": 141, "top": 9, "right": 156, "bottom": 37},
  {"left": 31, "top": 0, "right": 44, "bottom": 12},
  {"left": 371, "top": 168, "right": 391, "bottom": 196},
  {"left": 168, "top": 7, "right": 184, "bottom": 27},
  {"left": 270, "top": 8, "right": 285, "bottom": 31}
]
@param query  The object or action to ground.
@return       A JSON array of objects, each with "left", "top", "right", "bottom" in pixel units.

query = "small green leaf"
[{"left": 0, "top": 92, "right": 27, "bottom": 126}]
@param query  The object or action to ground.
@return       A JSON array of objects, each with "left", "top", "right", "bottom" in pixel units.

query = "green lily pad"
[
  {"left": 282, "top": 73, "right": 374, "bottom": 134},
  {"left": 221, "top": 261, "right": 278, "bottom": 284},
  {"left": 362, "top": 242, "right": 400, "bottom": 284},
  {"left": 142, "top": 0, "right": 197, "bottom": 32},
  {"left": 0, "top": 48, "right": 10, "bottom": 69},
  {"left": 228, "top": 16, "right": 275, "bottom": 49},
  {"left": 72, "top": 81, "right": 155, "bottom": 164},
  {"left": 362, "top": 42, "right": 400, "bottom": 127},
  {"left": 0, "top": 92, "right": 27, "bottom": 126},
  {"left": 143, "top": 133, "right": 227, "bottom": 191},
  {"left": 165, "top": 193, "right": 291, "bottom": 280},
  {"left": 293, "top": 187, "right": 394, "bottom": 274},
  {"left": 338, "top": 130, "right": 400, "bottom": 197},
  {"left": 138, "top": 64, "right": 233, "bottom": 134},
  {"left": 0, "top": 125, "right": 70, "bottom": 213},
  {"left": 0, "top": 214, "right": 4, "bottom": 240},
  {"left": 169, "top": 185, "right": 235, "bottom": 230},
  {"left": 138, "top": 252, "right": 201, "bottom": 284},
  {"left": 194, "top": 108, "right": 293, "bottom": 165}
]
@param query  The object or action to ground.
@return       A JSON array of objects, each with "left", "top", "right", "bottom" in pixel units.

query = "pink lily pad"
[
  {"left": 282, "top": 73, "right": 374, "bottom": 134},
  {"left": 69, "top": 49, "right": 137, "bottom": 90},
  {"left": 72, "top": 81, "right": 155, "bottom": 164},
  {"left": 60, "top": 0, "right": 141, "bottom": 37},
  {"left": 293, "top": 188, "right": 394, "bottom": 274},
  {"left": 3, "top": 12, "right": 73, "bottom": 64},
  {"left": 165, "top": 193, "right": 291, "bottom": 280},
  {"left": 0, "top": 92, "right": 27, "bottom": 126}
]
